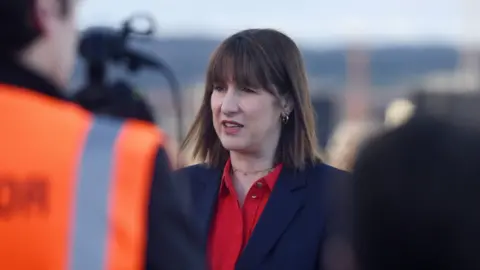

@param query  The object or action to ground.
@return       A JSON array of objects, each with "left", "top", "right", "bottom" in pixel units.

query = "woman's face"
[{"left": 211, "top": 82, "right": 284, "bottom": 154}]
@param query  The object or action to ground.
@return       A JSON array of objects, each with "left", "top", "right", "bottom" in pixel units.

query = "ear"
[{"left": 280, "top": 94, "right": 294, "bottom": 116}]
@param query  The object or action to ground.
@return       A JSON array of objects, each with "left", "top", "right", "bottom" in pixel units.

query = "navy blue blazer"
[{"left": 174, "top": 162, "right": 352, "bottom": 270}]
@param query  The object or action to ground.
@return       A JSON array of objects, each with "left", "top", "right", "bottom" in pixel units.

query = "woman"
[{"left": 176, "top": 29, "right": 351, "bottom": 270}]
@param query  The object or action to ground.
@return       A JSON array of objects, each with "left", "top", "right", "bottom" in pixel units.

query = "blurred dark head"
[
  {"left": 353, "top": 115, "right": 480, "bottom": 270},
  {"left": 73, "top": 80, "right": 156, "bottom": 124},
  {"left": 0, "top": 0, "right": 78, "bottom": 88}
]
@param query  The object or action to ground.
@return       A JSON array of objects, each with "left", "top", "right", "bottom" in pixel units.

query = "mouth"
[
  {"left": 221, "top": 120, "right": 244, "bottom": 129},
  {"left": 222, "top": 121, "right": 243, "bottom": 133}
]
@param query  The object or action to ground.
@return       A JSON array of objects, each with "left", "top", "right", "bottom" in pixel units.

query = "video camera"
[{"left": 77, "top": 14, "right": 184, "bottom": 141}]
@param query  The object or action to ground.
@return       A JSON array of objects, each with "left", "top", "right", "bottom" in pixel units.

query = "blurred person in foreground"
[
  {"left": 72, "top": 61, "right": 187, "bottom": 169},
  {"left": 326, "top": 97, "right": 414, "bottom": 172},
  {"left": 0, "top": 1, "right": 204, "bottom": 269},
  {"left": 326, "top": 121, "right": 380, "bottom": 172},
  {"left": 177, "top": 28, "right": 352, "bottom": 270},
  {"left": 353, "top": 115, "right": 480, "bottom": 270}
]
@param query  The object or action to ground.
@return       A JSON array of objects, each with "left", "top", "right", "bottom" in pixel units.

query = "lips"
[
  {"left": 221, "top": 120, "right": 244, "bottom": 128},
  {"left": 221, "top": 120, "right": 243, "bottom": 135}
]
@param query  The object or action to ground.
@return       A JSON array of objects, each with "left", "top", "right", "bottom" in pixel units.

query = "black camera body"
[
  {"left": 79, "top": 14, "right": 158, "bottom": 72},
  {"left": 76, "top": 14, "right": 184, "bottom": 140}
]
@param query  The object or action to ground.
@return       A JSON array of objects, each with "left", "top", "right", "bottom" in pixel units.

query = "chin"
[{"left": 219, "top": 137, "right": 249, "bottom": 151}]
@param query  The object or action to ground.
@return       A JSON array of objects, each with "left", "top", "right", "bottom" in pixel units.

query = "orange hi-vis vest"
[{"left": 0, "top": 84, "right": 165, "bottom": 270}]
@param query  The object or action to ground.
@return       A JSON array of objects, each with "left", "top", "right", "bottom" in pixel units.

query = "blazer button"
[{"left": 256, "top": 182, "right": 263, "bottom": 188}]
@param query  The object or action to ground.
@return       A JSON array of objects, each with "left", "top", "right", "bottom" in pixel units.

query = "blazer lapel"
[
  {"left": 191, "top": 166, "right": 222, "bottom": 244},
  {"left": 236, "top": 167, "right": 307, "bottom": 270}
]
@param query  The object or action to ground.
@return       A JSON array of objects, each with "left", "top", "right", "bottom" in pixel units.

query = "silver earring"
[{"left": 281, "top": 113, "right": 289, "bottom": 124}]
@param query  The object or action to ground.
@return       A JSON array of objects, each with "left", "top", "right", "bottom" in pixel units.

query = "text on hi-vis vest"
[{"left": 0, "top": 176, "right": 49, "bottom": 220}]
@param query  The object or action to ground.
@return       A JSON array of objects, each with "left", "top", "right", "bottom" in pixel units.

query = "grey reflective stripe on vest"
[{"left": 69, "top": 116, "right": 124, "bottom": 270}]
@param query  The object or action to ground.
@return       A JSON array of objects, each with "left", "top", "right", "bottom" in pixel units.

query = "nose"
[{"left": 221, "top": 87, "right": 240, "bottom": 115}]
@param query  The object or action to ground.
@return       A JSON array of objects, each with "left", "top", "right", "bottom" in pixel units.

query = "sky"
[{"left": 78, "top": 0, "right": 480, "bottom": 46}]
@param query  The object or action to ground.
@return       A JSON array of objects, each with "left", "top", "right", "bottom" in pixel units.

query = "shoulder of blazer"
[
  {"left": 303, "top": 163, "right": 352, "bottom": 218},
  {"left": 308, "top": 163, "right": 353, "bottom": 240},
  {"left": 172, "top": 163, "right": 223, "bottom": 187},
  {"left": 173, "top": 163, "right": 215, "bottom": 179},
  {"left": 304, "top": 162, "right": 351, "bottom": 187}
]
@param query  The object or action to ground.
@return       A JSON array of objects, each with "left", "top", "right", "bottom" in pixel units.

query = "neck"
[
  {"left": 229, "top": 126, "right": 282, "bottom": 173},
  {"left": 229, "top": 150, "right": 275, "bottom": 173}
]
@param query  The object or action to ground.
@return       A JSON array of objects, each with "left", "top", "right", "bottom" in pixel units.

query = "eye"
[
  {"left": 213, "top": 85, "right": 226, "bottom": 92},
  {"left": 240, "top": 87, "right": 256, "bottom": 93}
]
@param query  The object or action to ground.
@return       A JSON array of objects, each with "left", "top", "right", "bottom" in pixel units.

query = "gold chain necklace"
[{"left": 232, "top": 166, "right": 275, "bottom": 176}]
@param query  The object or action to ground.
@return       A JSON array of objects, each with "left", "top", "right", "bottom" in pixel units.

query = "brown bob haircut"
[{"left": 181, "top": 28, "right": 322, "bottom": 170}]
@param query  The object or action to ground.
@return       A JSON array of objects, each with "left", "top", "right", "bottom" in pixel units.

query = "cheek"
[
  {"left": 210, "top": 93, "right": 223, "bottom": 132},
  {"left": 243, "top": 100, "right": 280, "bottom": 128},
  {"left": 210, "top": 92, "right": 222, "bottom": 115},
  {"left": 256, "top": 96, "right": 280, "bottom": 116}
]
